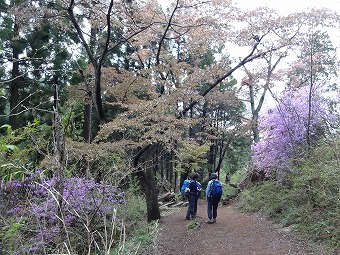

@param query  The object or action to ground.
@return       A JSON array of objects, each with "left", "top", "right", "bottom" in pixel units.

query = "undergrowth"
[
  {"left": 236, "top": 142, "right": 340, "bottom": 252},
  {"left": 114, "top": 185, "right": 159, "bottom": 255}
]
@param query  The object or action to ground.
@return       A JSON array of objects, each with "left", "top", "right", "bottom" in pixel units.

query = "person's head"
[
  {"left": 191, "top": 172, "right": 199, "bottom": 181},
  {"left": 210, "top": 172, "right": 218, "bottom": 180}
]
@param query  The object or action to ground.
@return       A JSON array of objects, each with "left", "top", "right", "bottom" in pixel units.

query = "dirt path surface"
[{"left": 157, "top": 200, "right": 332, "bottom": 255}]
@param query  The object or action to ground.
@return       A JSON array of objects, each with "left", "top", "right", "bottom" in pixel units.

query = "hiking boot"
[
  {"left": 206, "top": 219, "right": 213, "bottom": 224},
  {"left": 213, "top": 218, "right": 216, "bottom": 223}
]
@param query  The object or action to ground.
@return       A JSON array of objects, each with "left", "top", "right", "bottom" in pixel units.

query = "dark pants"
[
  {"left": 186, "top": 195, "right": 198, "bottom": 220},
  {"left": 207, "top": 196, "right": 221, "bottom": 220}
]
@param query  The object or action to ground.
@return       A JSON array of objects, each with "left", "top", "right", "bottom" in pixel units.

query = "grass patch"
[
  {"left": 115, "top": 220, "right": 159, "bottom": 255},
  {"left": 114, "top": 193, "right": 159, "bottom": 254},
  {"left": 187, "top": 218, "right": 202, "bottom": 230},
  {"left": 236, "top": 167, "right": 339, "bottom": 252}
]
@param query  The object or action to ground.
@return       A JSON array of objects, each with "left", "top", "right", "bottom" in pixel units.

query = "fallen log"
[
  {"left": 158, "top": 192, "right": 176, "bottom": 202},
  {"left": 229, "top": 182, "right": 239, "bottom": 189}
]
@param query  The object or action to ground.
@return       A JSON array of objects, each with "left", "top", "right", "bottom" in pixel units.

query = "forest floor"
[{"left": 156, "top": 200, "right": 334, "bottom": 255}]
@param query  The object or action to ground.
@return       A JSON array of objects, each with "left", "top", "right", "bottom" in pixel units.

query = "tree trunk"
[
  {"left": 9, "top": 23, "right": 20, "bottom": 130},
  {"left": 208, "top": 142, "right": 215, "bottom": 173},
  {"left": 94, "top": 68, "right": 106, "bottom": 122},
  {"left": 133, "top": 144, "right": 160, "bottom": 221},
  {"left": 168, "top": 152, "right": 173, "bottom": 191},
  {"left": 306, "top": 42, "right": 314, "bottom": 148},
  {"left": 83, "top": 99, "right": 92, "bottom": 143},
  {"left": 135, "top": 166, "right": 160, "bottom": 221},
  {"left": 173, "top": 170, "right": 178, "bottom": 194},
  {"left": 214, "top": 141, "right": 229, "bottom": 176},
  {"left": 144, "top": 167, "right": 161, "bottom": 221},
  {"left": 68, "top": 2, "right": 107, "bottom": 124},
  {"left": 248, "top": 82, "right": 260, "bottom": 143}
]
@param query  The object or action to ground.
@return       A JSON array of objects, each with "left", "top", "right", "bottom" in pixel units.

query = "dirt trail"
[{"left": 156, "top": 200, "right": 332, "bottom": 255}]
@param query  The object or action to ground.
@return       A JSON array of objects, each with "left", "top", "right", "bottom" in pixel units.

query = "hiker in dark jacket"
[
  {"left": 185, "top": 173, "right": 201, "bottom": 220},
  {"left": 206, "top": 172, "right": 223, "bottom": 224}
]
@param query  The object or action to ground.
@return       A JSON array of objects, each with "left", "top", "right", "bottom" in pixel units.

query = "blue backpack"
[
  {"left": 180, "top": 179, "right": 190, "bottom": 197},
  {"left": 210, "top": 180, "right": 223, "bottom": 197}
]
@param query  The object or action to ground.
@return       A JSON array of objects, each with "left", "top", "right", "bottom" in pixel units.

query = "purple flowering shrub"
[
  {"left": 0, "top": 171, "right": 123, "bottom": 254},
  {"left": 252, "top": 86, "right": 332, "bottom": 177}
]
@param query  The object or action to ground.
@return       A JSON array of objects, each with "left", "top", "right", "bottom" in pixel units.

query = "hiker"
[
  {"left": 180, "top": 176, "right": 190, "bottom": 200},
  {"left": 205, "top": 172, "right": 223, "bottom": 224},
  {"left": 185, "top": 172, "right": 201, "bottom": 220}
]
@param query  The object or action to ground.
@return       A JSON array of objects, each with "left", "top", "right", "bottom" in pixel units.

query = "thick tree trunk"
[
  {"left": 94, "top": 68, "right": 106, "bottom": 122},
  {"left": 133, "top": 144, "right": 160, "bottom": 221},
  {"left": 135, "top": 166, "right": 160, "bottom": 221},
  {"left": 144, "top": 167, "right": 161, "bottom": 221}
]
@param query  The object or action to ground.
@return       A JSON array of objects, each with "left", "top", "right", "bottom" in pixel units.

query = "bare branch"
[
  {"left": 67, "top": 0, "right": 97, "bottom": 69},
  {"left": 180, "top": 40, "right": 272, "bottom": 118},
  {"left": 98, "top": 0, "right": 114, "bottom": 67},
  {"left": 156, "top": 0, "right": 180, "bottom": 65}
]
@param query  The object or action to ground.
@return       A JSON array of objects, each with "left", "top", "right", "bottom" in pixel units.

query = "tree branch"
[
  {"left": 180, "top": 40, "right": 270, "bottom": 118},
  {"left": 156, "top": 0, "right": 180, "bottom": 65},
  {"left": 67, "top": 0, "right": 97, "bottom": 69}
]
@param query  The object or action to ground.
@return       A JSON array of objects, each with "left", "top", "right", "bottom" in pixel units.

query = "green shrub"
[{"left": 237, "top": 141, "right": 340, "bottom": 251}]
